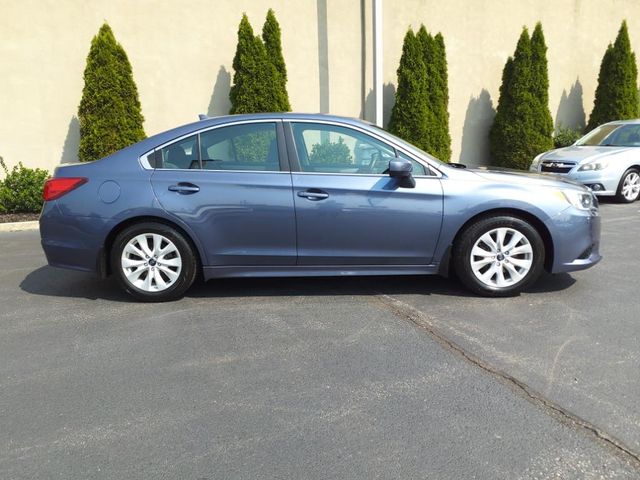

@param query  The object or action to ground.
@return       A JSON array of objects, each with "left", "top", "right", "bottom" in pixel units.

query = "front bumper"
[
  {"left": 547, "top": 206, "right": 601, "bottom": 273},
  {"left": 533, "top": 167, "right": 620, "bottom": 196}
]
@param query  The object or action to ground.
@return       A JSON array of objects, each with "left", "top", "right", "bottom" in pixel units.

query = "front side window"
[
  {"left": 199, "top": 122, "right": 279, "bottom": 171},
  {"left": 398, "top": 151, "right": 428, "bottom": 176},
  {"left": 291, "top": 122, "right": 396, "bottom": 174}
]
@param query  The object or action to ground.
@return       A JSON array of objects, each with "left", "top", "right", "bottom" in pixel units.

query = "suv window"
[
  {"left": 291, "top": 122, "right": 396, "bottom": 174},
  {"left": 199, "top": 122, "right": 279, "bottom": 171}
]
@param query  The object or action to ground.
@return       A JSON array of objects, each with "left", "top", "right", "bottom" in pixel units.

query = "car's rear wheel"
[
  {"left": 615, "top": 168, "right": 640, "bottom": 203},
  {"left": 453, "top": 216, "right": 545, "bottom": 297},
  {"left": 111, "top": 222, "right": 198, "bottom": 302}
]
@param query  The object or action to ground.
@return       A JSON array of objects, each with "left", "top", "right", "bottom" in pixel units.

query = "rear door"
[
  {"left": 286, "top": 121, "right": 443, "bottom": 266},
  {"left": 150, "top": 120, "right": 296, "bottom": 266}
]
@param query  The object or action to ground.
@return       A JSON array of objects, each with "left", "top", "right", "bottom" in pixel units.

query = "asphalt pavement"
[{"left": 1, "top": 202, "right": 639, "bottom": 479}]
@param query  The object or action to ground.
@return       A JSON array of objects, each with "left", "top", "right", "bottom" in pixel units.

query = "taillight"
[{"left": 42, "top": 177, "right": 88, "bottom": 201}]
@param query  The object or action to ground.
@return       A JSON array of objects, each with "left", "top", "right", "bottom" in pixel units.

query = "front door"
[{"left": 287, "top": 121, "right": 443, "bottom": 266}]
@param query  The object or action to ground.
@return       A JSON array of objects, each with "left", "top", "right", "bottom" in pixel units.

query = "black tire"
[
  {"left": 615, "top": 168, "right": 640, "bottom": 203},
  {"left": 111, "top": 222, "right": 198, "bottom": 302},
  {"left": 452, "top": 215, "right": 545, "bottom": 297}
]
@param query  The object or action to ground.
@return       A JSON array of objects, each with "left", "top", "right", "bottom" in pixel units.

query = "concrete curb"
[{"left": 0, "top": 221, "right": 39, "bottom": 232}]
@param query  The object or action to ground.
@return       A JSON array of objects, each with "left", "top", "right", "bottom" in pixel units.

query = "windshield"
[{"left": 576, "top": 123, "right": 640, "bottom": 147}]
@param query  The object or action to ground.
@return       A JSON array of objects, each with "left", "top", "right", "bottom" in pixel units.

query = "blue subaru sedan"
[{"left": 40, "top": 114, "right": 601, "bottom": 301}]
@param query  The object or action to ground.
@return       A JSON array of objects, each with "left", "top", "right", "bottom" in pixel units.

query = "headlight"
[
  {"left": 578, "top": 160, "right": 608, "bottom": 171},
  {"left": 530, "top": 153, "right": 543, "bottom": 171},
  {"left": 557, "top": 189, "right": 594, "bottom": 210}
]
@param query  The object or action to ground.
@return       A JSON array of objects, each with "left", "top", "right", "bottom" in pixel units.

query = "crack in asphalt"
[{"left": 369, "top": 293, "right": 640, "bottom": 470}]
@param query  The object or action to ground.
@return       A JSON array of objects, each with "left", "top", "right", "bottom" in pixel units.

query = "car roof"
[
  {"left": 601, "top": 118, "right": 640, "bottom": 126},
  {"left": 197, "top": 112, "right": 373, "bottom": 127}
]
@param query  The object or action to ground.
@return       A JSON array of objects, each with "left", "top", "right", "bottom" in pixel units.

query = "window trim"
[{"left": 139, "top": 119, "right": 289, "bottom": 173}]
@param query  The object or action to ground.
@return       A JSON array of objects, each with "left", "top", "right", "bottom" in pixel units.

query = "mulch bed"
[{"left": 0, "top": 213, "right": 40, "bottom": 223}]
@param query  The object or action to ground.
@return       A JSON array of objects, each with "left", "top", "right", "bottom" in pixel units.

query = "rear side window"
[
  {"left": 155, "top": 135, "right": 199, "bottom": 169},
  {"left": 199, "top": 122, "right": 279, "bottom": 171},
  {"left": 150, "top": 123, "right": 280, "bottom": 171}
]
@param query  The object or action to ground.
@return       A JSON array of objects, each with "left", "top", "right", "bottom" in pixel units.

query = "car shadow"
[
  {"left": 20, "top": 266, "right": 576, "bottom": 302},
  {"left": 20, "top": 266, "right": 131, "bottom": 302}
]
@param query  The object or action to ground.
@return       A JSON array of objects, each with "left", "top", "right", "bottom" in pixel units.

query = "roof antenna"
[{"left": 198, "top": 114, "right": 209, "bottom": 120}]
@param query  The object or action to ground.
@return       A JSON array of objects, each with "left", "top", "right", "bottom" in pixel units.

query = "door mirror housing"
[
  {"left": 388, "top": 158, "right": 416, "bottom": 188},
  {"left": 388, "top": 158, "right": 413, "bottom": 178}
]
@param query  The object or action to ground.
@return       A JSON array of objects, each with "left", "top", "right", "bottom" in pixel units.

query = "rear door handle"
[
  {"left": 297, "top": 189, "right": 329, "bottom": 200},
  {"left": 168, "top": 182, "right": 200, "bottom": 194}
]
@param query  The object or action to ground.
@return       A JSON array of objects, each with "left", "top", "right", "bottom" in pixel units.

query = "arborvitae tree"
[
  {"left": 431, "top": 33, "right": 452, "bottom": 161},
  {"left": 586, "top": 20, "right": 639, "bottom": 131},
  {"left": 390, "top": 26, "right": 450, "bottom": 161},
  {"left": 388, "top": 29, "right": 429, "bottom": 150},
  {"left": 230, "top": 14, "right": 288, "bottom": 114},
  {"left": 262, "top": 9, "right": 290, "bottom": 111},
  {"left": 78, "top": 23, "right": 145, "bottom": 162},
  {"left": 415, "top": 26, "right": 436, "bottom": 153},
  {"left": 490, "top": 28, "right": 538, "bottom": 169},
  {"left": 529, "top": 23, "right": 554, "bottom": 153}
]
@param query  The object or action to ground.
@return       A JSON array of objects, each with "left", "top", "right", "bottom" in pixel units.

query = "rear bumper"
[
  {"left": 39, "top": 203, "right": 106, "bottom": 274},
  {"left": 548, "top": 207, "right": 601, "bottom": 273}
]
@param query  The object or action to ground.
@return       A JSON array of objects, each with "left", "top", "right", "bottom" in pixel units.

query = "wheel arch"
[
  {"left": 443, "top": 208, "right": 554, "bottom": 275},
  {"left": 99, "top": 215, "right": 204, "bottom": 278}
]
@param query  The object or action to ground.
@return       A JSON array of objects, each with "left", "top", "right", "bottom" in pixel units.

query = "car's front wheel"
[
  {"left": 452, "top": 216, "right": 545, "bottom": 297},
  {"left": 615, "top": 168, "right": 640, "bottom": 203},
  {"left": 111, "top": 222, "right": 198, "bottom": 302}
]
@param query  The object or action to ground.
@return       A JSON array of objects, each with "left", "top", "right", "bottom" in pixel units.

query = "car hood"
[
  {"left": 539, "top": 145, "right": 634, "bottom": 164},
  {"left": 466, "top": 167, "right": 586, "bottom": 190}
]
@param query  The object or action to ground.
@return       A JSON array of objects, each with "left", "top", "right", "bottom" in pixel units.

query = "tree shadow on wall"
[
  {"left": 60, "top": 115, "right": 80, "bottom": 164},
  {"left": 207, "top": 66, "right": 231, "bottom": 116},
  {"left": 459, "top": 89, "right": 495, "bottom": 167},
  {"left": 360, "top": 83, "right": 396, "bottom": 127},
  {"left": 555, "top": 78, "right": 586, "bottom": 131}
]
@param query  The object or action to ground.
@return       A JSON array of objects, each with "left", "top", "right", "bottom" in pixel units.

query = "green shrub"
[
  {"left": 490, "top": 24, "right": 553, "bottom": 170},
  {"left": 530, "top": 23, "right": 554, "bottom": 153},
  {"left": 427, "top": 32, "right": 451, "bottom": 162},
  {"left": 553, "top": 127, "right": 582, "bottom": 148},
  {"left": 388, "top": 29, "right": 429, "bottom": 151},
  {"left": 230, "top": 14, "right": 289, "bottom": 113},
  {"left": 262, "top": 9, "right": 290, "bottom": 111},
  {"left": 0, "top": 157, "right": 49, "bottom": 213},
  {"left": 78, "top": 23, "right": 146, "bottom": 162},
  {"left": 309, "top": 138, "right": 352, "bottom": 165},
  {"left": 586, "top": 20, "right": 639, "bottom": 131},
  {"left": 389, "top": 26, "right": 451, "bottom": 161}
]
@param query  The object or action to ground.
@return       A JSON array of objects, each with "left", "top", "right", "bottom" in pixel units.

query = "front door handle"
[
  {"left": 297, "top": 189, "right": 329, "bottom": 200},
  {"left": 168, "top": 182, "right": 200, "bottom": 195}
]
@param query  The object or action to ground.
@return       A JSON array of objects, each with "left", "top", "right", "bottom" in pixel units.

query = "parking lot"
[{"left": 1, "top": 202, "right": 640, "bottom": 479}]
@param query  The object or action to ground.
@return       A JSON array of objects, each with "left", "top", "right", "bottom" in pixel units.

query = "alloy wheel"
[
  {"left": 120, "top": 233, "right": 183, "bottom": 292},
  {"left": 470, "top": 227, "right": 533, "bottom": 288},
  {"left": 621, "top": 172, "right": 640, "bottom": 201}
]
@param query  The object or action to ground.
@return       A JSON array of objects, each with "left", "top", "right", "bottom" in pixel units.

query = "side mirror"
[
  {"left": 388, "top": 158, "right": 413, "bottom": 178},
  {"left": 388, "top": 158, "right": 415, "bottom": 188}
]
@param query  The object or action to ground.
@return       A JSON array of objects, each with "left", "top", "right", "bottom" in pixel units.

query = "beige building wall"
[{"left": 1, "top": 0, "right": 640, "bottom": 174}]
